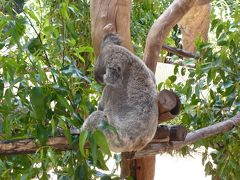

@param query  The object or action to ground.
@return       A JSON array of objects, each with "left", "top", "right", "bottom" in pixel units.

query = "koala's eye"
[{"left": 117, "top": 66, "right": 121, "bottom": 72}]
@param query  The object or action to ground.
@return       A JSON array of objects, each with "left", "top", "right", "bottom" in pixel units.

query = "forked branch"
[{"left": 144, "top": 0, "right": 210, "bottom": 73}]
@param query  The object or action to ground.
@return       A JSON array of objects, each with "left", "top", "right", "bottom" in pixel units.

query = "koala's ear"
[
  {"left": 94, "top": 56, "right": 106, "bottom": 84},
  {"left": 101, "top": 33, "right": 122, "bottom": 49}
]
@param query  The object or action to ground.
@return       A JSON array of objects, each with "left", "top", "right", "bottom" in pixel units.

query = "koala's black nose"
[
  {"left": 94, "top": 70, "right": 104, "bottom": 84},
  {"left": 94, "top": 74, "right": 104, "bottom": 84}
]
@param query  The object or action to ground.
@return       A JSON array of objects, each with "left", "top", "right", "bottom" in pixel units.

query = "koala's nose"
[
  {"left": 94, "top": 70, "right": 104, "bottom": 84},
  {"left": 94, "top": 74, "right": 104, "bottom": 84}
]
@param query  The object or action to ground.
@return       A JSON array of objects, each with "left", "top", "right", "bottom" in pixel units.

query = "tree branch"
[
  {"left": 0, "top": 113, "right": 239, "bottom": 156},
  {"left": 0, "top": 137, "right": 70, "bottom": 155},
  {"left": 134, "top": 113, "right": 240, "bottom": 158},
  {"left": 143, "top": 0, "right": 210, "bottom": 73},
  {"left": 162, "top": 44, "right": 199, "bottom": 59}
]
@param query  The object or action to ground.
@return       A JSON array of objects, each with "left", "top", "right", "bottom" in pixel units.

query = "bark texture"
[
  {"left": 178, "top": 2, "right": 211, "bottom": 52},
  {"left": 143, "top": 0, "right": 210, "bottom": 73},
  {"left": 134, "top": 113, "right": 240, "bottom": 158},
  {"left": 90, "top": 0, "right": 132, "bottom": 56},
  {"left": 0, "top": 137, "right": 69, "bottom": 155}
]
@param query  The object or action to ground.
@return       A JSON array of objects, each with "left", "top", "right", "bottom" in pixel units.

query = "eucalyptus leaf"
[{"left": 79, "top": 130, "right": 88, "bottom": 157}]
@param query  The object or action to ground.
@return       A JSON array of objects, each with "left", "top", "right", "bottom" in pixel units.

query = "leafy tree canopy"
[{"left": 0, "top": 0, "right": 239, "bottom": 179}]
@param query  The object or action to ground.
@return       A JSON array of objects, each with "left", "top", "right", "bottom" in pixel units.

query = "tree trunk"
[
  {"left": 178, "top": 1, "right": 211, "bottom": 52},
  {"left": 90, "top": 0, "right": 132, "bottom": 57}
]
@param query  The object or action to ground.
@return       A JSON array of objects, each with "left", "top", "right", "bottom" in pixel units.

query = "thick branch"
[
  {"left": 134, "top": 113, "right": 240, "bottom": 158},
  {"left": 0, "top": 137, "right": 70, "bottom": 155},
  {"left": 144, "top": 0, "right": 209, "bottom": 73},
  {"left": 0, "top": 113, "right": 239, "bottom": 156}
]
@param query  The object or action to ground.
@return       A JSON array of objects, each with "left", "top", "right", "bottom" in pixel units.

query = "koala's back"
[{"left": 103, "top": 45, "right": 159, "bottom": 152}]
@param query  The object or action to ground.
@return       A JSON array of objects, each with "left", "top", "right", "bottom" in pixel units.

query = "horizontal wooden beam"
[
  {"left": 0, "top": 137, "right": 70, "bottom": 155},
  {"left": 0, "top": 113, "right": 239, "bottom": 157}
]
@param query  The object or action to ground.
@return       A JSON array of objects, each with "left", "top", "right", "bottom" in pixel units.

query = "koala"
[{"left": 81, "top": 33, "right": 158, "bottom": 152}]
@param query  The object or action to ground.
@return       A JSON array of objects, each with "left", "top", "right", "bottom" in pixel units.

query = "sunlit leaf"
[
  {"left": 79, "top": 130, "right": 88, "bottom": 157},
  {"left": 93, "top": 130, "right": 111, "bottom": 156}
]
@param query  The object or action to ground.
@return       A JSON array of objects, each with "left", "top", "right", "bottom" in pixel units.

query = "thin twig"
[{"left": 162, "top": 44, "right": 199, "bottom": 59}]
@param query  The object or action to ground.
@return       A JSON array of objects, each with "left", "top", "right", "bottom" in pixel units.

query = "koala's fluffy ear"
[
  {"left": 94, "top": 33, "right": 122, "bottom": 84},
  {"left": 94, "top": 55, "right": 105, "bottom": 84},
  {"left": 100, "top": 33, "right": 122, "bottom": 49}
]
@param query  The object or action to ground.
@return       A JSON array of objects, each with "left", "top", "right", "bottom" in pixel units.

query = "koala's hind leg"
[
  {"left": 81, "top": 110, "right": 123, "bottom": 152},
  {"left": 81, "top": 111, "right": 107, "bottom": 131}
]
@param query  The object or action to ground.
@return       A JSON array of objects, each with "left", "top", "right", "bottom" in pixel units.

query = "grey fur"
[{"left": 81, "top": 33, "right": 158, "bottom": 152}]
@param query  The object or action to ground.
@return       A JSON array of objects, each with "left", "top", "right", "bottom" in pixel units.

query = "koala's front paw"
[{"left": 104, "top": 66, "right": 122, "bottom": 86}]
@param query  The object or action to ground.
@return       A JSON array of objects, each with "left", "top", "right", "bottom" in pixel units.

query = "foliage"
[
  {"left": 0, "top": 0, "right": 240, "bottom": 179},
  {"left": 0, "top": 0, "right": 120, "bottom": 179},
  {"left": 161, "top": 0, "right": 240, "bottom": 179},
  {"left": 131, "top": 0, "right": 178, "bottom": 58}
]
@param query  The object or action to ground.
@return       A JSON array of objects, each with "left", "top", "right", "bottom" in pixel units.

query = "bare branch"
[
  {"left": 134, "top": 113, "right": 240, "bottom": 158},
  {"left": 0, "top": 137, "right": 70, "bottom": 155},
  {"left": 162, "top": 44, "right": 199, "bottom": 59}
]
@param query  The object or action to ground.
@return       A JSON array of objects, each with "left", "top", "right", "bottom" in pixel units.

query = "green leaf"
[
  {"left": 77, "top": 46, "right": 94, "bottom": 53},
  {"left": 93, "top": 130, "right": 111, "bottom": 156},
  {"left": 66, "top": 21, "right": 77, "bottom": 39},
  {"left": 9, "top": 16, "right": 26, "bottom": 44},
  {"left": 0, "top": 79, "right": 4, "bottom": 99},
  {"left": 30, "top": 87, "right": 46, "bottom": 120},
  {"left": 57, "top": 95, "right": 74, "bottom": 113},
  {"left": 0, "top": 42, "right": 4, "bottom": 50},
  {"left": 174, "top": 65, "right": 179, "bottom": 75},
  {"left": 36, "top": 123, "right": 49, "bottom": 144},
  {"left": 79, "top": 130, "right": 88, "bottom": 157},
  {"left": 181, "top": 67, "right": 186, "bottom": 76},
  {"left": 2, "top": 57, "right": 18, "bottom": 81},
  {"left": 25, "top": 9, "right": 39, "bottom": 23},
  {"left": 60, "top": 2, "right": 69, "bottom": 20},
  {"left": 3, "top": 115, "right": 11, "bottom": 137},
  {"left": 59, "top": 116, "right": 72, "bottom": 144},
  {"left": 90, "top": 135, "right": 97, "bottom": 165},
  {"left": 168, "top": 75, "right": 176, "bottom": 83},
  {"left": 74, "top": 164, "right": 89, "bottom": 180},
  {"left": 47, "top": 149, "right": 56, "bottom": 165},
  {"left": 205, "top": 161, "right": 213, "bottom": 175},
  {"left": 27, "top": 38, "right": 43, "bottom": 54},
  {"left": 157, "top": 82, "right": 164, "bottom": 91}
]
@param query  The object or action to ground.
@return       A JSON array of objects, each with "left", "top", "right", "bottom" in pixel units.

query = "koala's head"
[{"left": 94, "top": 33, "right": 122, "bottom": 84}]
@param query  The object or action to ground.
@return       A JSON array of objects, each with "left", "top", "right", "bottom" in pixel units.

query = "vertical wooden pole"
[{"left": 90, "top": 1, "right": 156, "bottom": 179}]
